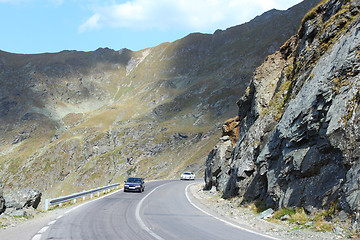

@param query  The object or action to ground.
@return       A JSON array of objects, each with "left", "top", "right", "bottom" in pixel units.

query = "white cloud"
[
  {"left": 79, "top": 13, "right": 102, "bottom": 32},
  {"left": 79, "top": 0, "right": 303, "bottom": 33}
]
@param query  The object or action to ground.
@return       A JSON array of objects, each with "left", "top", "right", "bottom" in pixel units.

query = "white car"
[{"left": 180, "top": 172, "right": 195, "bottom": 180}]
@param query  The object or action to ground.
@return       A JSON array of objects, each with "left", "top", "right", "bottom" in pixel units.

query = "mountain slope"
[{"left": 0, "top": 0, "right": 320, "bottom": 200}]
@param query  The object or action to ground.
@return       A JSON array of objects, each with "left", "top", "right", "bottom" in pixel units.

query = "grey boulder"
[
  {"left": 0, "top": 181, "right": 5, "bottom": 214},
  {"left": 5, "top": 188, "right": 41, "bottom": 210}
]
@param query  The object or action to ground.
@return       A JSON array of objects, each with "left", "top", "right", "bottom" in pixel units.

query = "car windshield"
[
  {"left": 183, "top": 172, "right": 192, "bottom": 175},
  {"left": 127, "top": 178, "right": 142, "bottom": 183}
]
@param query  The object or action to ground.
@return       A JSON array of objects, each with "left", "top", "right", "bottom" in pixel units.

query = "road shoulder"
[
  {"left": 0, "top": 207, "right": 69, "bottom": 240},
  {"left": 187, "top": 182, "right": 338, "bottom": 240}
]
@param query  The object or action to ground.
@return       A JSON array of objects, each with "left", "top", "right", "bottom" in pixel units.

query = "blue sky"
[{"left": 0, "top": 0, "right": 303, "bottom": 54}]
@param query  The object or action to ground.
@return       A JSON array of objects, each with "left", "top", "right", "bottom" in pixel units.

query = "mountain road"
[{"left": 35, "top": 180, "right": 275, "bottom": 240}]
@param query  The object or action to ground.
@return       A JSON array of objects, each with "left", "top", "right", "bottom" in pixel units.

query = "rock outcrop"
[
  {"left": 205, "top": 0, "right": 360, "bottom": 225},
  {"left": 0, "top": 181, "right": 5, "bottom": 214},
  {"left": 0, "top": 185, "right": 41, "bottom": 217},
  {"left": 4, "top": 188, "right": 41, "bottom": 213}
]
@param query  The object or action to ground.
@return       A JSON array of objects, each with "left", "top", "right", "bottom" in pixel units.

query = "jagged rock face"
[
  {"left": 205, "top": 136, "right": 234, "bottom": 191},
  {"left": 205, "top": 0, "right": 360, "bottom": 216}
]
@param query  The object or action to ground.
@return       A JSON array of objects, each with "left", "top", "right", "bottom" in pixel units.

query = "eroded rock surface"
[{"left": 205, "top": 0, "right": 360, "bottom": 227}]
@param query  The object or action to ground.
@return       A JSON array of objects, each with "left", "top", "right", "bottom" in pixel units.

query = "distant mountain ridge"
[{"left": 0, "top": 0, "right": 320, "bottom": 201}]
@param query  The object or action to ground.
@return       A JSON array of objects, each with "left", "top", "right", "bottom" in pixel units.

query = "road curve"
[{"left": 38, "top": 180, "right": 275, "bottom": 240}]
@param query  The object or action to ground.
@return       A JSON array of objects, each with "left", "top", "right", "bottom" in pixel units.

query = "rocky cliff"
[
  {"left": 205, "top": 0, "right": 360, "bottom": 224},
  {"left": 0, "top": 0, "right": 320, "bottom": 200}
]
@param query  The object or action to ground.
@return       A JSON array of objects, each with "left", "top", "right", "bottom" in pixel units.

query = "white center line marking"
[
  {"left": 38, "top": 226, "right": 49, "bottom": 234},
  {"left": 31, "top": 234, "right": 42, "bottom": 240},
  {"left": 136, "top": 183, "right": 172, "bottom": 240}
]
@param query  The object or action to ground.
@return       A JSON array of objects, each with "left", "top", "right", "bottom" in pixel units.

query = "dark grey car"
[{"left": 124, "top": 177, "right": 145, "bottom": 192}]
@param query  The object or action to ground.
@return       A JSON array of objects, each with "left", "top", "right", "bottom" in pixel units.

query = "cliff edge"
[{"left": 205, "top": 0, "right": 360, "bottom": 229}]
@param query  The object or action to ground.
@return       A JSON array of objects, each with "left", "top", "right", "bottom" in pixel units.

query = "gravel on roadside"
[
  {"left": 0, "top": 207, "right": 70, "bottom": 240},
  {"left": 188, "top": 182, "right": 345, "bottom": 240}
]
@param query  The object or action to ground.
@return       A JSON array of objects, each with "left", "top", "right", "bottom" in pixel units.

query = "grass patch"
[
  {"left": 299, "top": 0, "right": 329, "bottom": 35},
  {"left": 273, "top": 207, "right": 297, "bottom": 219},
  {"left": 114, "top": 85, "right": 135, "bottom": 101},
  {"left": 62, "top": 113, "right": 84, "bottom": 127},
  {"left": 341, "top": 89, "right": 360, "bottom": 127},
  {"left": 260, "top": 80, "right": 292, "bottom": 121},
  {"left": 271, "top": 206, "right": 339, "bottom": 232},
  {"left": 313, "top": 218, "right": 333, "bottom": 232},
  {"left": 242, "top": 200, "right": 270, "bottom": 214},
  {"left": 288, "top": 208, "right": 308, "bottom": 225}
]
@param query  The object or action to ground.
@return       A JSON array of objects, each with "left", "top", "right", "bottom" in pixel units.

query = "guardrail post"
[
  {"left": 45, "top": 199, "right": 49, "bottom": 211},
  {"left": 90, "top": 193, "right": 93, "bottom": 199},
  {"left": 74, "top": 199, "right": 77, "bottom": 204}
]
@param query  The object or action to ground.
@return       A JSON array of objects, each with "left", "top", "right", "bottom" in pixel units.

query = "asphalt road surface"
[{"left": 38, "top": 180, "right": 275, "bottom": 240}]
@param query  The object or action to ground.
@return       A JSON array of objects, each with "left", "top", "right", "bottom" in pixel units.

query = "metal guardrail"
[{"left": 44, "top": 183, "right": 121, "bottom": 211}]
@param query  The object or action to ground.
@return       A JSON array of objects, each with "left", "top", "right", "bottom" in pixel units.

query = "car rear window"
[{"left": 127, "top": 178, "right": 141, "bottom": 183}]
